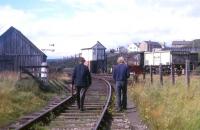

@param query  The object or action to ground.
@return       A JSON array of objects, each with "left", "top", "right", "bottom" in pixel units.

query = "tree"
[
  {"left": 118, "top": 46, "right": 128, "bottom": 54},
  {"left": 110, "top": 49, "right": 115, "bottom": 53}
]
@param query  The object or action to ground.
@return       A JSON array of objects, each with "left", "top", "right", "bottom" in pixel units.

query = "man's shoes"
[
  {"left": 77, "top": 103, "right": 80, "bottom": 109},
  {"left": 80, "top": 108, "right": 84, "bottom": 112},
  {"left": 116, "top": 108, "right": 122, "bottom": 112},
  {"left": 123, "top": 107, "right": 127, "bottom": 110}
]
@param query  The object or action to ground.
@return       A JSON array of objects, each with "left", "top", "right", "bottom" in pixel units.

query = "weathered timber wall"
[{"left": 0, "top": 27, "right": 47, "bottom": 71}]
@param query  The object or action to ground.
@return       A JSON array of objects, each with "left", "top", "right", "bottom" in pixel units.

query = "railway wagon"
[
  {"left": 144, "top": 50, "right": 198, "bottom": 74},
  {"left": 127, "top": 52, "right": 144, "bottom": 75}
]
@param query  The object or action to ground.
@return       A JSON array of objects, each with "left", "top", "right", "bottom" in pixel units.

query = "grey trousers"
[{"left": 115, "top": 81, "right": 127, "bottom": 110}]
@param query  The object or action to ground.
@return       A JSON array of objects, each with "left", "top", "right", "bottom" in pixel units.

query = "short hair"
[
  {"left": 117, "top": 56, "right": 125, "bottom": 64},
  {"left": 79, "top": 57, "right": 85, "bottom": 63}
]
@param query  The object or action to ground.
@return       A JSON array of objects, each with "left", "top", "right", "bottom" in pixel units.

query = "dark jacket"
[
  {"left": 113, "top": 63, "right": 130, "bottom": 82},
  {"left": 72, "top": 63, "right": 91, "bottom": 87}
]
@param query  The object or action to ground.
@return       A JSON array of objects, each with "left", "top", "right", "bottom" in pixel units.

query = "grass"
[
  {"left": 128, "top": 75, "right": 200, "bottom": 130},
  {"left": 0, "top": 72, "right": 57, "bottom": 128}
]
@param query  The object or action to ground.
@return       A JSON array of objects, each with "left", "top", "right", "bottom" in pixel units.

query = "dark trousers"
[
  {"left": 76, "top": 86, "right": 88, "bottom": 110},
  {"left": 115, "top": 81, "right": 127, "bottom": 110}
]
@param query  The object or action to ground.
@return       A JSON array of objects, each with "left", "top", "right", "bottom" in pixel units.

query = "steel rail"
[
  {"left": 7, "top": 75, "right": 112, "bottom": 130},
  {"left": 8, "top": 94, "right": 76, "bottom": 130},
  {"left": 93, "top": 77, "right": 112, "bottom": 130},
  {"left": 16, "top": 95, "right": 75, "bottom": 130}
]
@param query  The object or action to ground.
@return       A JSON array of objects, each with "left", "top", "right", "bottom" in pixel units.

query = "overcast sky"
[{"left": 0, "top": 0, "right": 200, "bottom": 58}]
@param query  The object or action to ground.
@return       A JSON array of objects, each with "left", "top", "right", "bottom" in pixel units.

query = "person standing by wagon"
[
  {"left": 113, "top": 56, "right": 130, "bottom": 112},
  {"left": 72, "top": 57, "right": 92, "bottom": 111}
]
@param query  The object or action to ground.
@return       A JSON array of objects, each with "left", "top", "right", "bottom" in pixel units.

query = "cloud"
[
  {"left": 0, "top": 5, "right": 36, "bottom": 32},
  {"left": 1, "top": 1, "right": 200, "bottom": 58},
  {"left": 135, "top": 0, "right": 198, "bottom": 7},
  {"left": 41, "top": 0, "right": 57, "bottom": 2}
]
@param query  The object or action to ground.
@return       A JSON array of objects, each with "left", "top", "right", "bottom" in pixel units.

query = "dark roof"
[
  {"left": 172, "top": 40, "right": 192, "bottom": 45},
  {"left": 1, "top": 26, "right": 46, "bottom": 57},
  {"left": 134, "top": 43, "right": 140, "bottom": 47},
  {"left": 129, "top": 43, "right": 140, "bottom": 47},
  {"left": 81, "top": 41, "right": 106, "bottom": 50},
  {"left": 171, "top": 41, "right": 199, "bottom": 49},
  {"left": 91, "top": 41, "right": 106, "bottom": 49},
  {"left": 144, "top": 41, "right": 161, "bottom": 46},
  {"left": 81, "top": 47, "right": 92, "bottom": 50}
]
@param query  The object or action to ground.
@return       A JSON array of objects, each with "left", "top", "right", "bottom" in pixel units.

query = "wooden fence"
[{"left": 131, "top": 60, "right": 195, "bottom": 88}]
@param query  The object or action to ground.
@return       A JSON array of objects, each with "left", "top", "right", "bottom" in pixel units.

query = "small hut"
[{"left": 81, "top": 41, "right": 107, "bottom": 73}]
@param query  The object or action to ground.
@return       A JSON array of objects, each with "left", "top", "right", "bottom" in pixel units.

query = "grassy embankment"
[
  {"left": 129, "top": 75, "right": 200, "bottom": 130},
  {"left": 0, "top": 71, "right": 69, "bottom": 128}
]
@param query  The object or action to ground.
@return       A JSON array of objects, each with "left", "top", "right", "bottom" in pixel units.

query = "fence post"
[
  {"left": 150, "top": 65, "right": 153, "bottom": 84},
  {"left": 171, "top": 64, "right": 175, "bottom": 85},
  {"left": 130, "top": 73, "right": 134, "bottom": 85},
  {"left": 185, "top": 60, "right": 190, "bottom": 87},
  {"left": 19, "top": 66, "right": 22, "bottom": 79},
  {"left": 71, "top": 84, "right": 74, "bottom": 96},
  {"left": 159, "top": 64, "right": 163, "bottom": 86},
  {"left": 143, "top": 67, "right": 146, "bottom": 80}
]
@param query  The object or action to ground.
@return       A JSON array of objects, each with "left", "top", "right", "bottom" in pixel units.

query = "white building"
[{"left": 127, "top": 43, "right": 140, "bottom": 52}]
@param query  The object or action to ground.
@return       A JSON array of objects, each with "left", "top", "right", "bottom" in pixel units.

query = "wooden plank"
[
  {"left": 0, "top": 27, "right": 46, "bottom": 72},
  {"left": 171, "top": 64, "right": 175, "bottom": 85}
]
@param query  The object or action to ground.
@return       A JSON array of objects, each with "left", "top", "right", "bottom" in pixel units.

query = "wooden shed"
[
  {"left": 81, "top": 41, "right": 107, "bottom": 73},
  {"left": 0, "top": 26, "right": 47, "bottom": 71}
]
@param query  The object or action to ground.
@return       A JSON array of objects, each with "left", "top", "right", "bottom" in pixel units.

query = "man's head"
[
  {"left": 79, "top": 57, "right": 85, "bottom": 64},
  {"left": 117, "top": 56, "right": 125, "bottom": 64}
]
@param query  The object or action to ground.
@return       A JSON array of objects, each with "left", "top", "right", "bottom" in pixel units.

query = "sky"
[{"left": 0, "top": 0, "right": 200, "bottom": 58}]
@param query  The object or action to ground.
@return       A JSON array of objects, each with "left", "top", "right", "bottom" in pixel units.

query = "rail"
[
  {"left": 93, "top": 77, "right": 112, "bottom": 130},
  {"left": 7, "top": 75, "right": 112, "bottom": 130},
  {"left": 9, "top": 95, "right": 76, "bottom": 130}
]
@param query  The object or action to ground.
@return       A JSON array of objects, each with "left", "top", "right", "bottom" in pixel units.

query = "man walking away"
[
  {"left": 113, "top": 56, "right": 130, "bottom": 112},
  {"left": 72, "top": 57, "right": 92, "bottom": 111}
]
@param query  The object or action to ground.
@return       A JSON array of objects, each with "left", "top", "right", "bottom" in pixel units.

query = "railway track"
[
  {"left": 5, "top": 74, "right": 137, "bottom": 130},
  {"left": 6, "top": 79, "right": 73, "bottom": 130},
  {"left": 6, "top": 76, "right": 112, "bottom": 130},
  {"left": 46, "top": 78, "right": 112, "bottom": 130}
]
